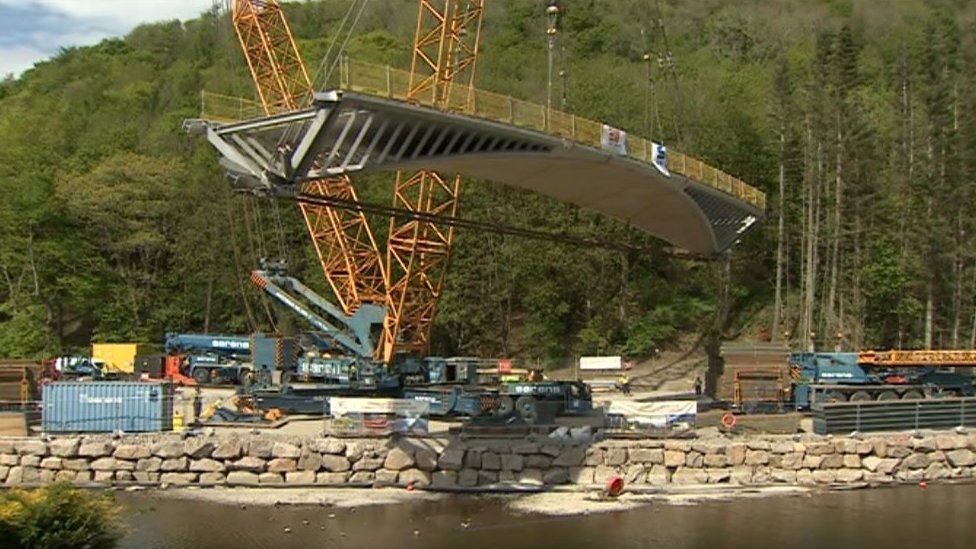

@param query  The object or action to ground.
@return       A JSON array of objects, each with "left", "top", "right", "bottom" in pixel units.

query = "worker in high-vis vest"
[{"left": 618, "top": 373, "right": 631, "bottom": 395}]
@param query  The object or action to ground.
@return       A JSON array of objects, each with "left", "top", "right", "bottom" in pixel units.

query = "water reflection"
[{"left": 118, "top": 483, "right": 975, "bottom": 549}]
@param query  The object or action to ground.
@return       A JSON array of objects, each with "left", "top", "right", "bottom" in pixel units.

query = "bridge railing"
[
  {"left": 200, "top": 58, "right": 766, "bottom": 211},
  {"left": 200, "top": 91, "right": 265, "bottom": 122}
]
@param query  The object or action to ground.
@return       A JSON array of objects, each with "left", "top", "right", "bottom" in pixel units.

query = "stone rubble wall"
[{"left": 1, "top": 432, "right": 975, "bottom": 490}]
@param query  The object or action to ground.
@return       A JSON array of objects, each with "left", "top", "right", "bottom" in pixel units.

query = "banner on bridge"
[
  {"left": 328, "top": 397, "right": 430, "bottom": 436},
  {"left": 600, "top": 124, "right": 628, "bottom": 155},
  {"left": 651, "top": 142, "right": 670, "bottom": 177}
]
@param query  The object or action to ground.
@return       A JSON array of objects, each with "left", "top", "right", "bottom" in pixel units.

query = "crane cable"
[
  {"left": 309, "top": 0, "right": 364, "bottom": 94},
  {"left": 213, "top": 1, "right": 281, "bottom": 332},
  {"left": 223, "top": 199, "right": 259, "bottom": 332},
  {"left": 271, "top": 0, "right": 371, "bottom": 271},
  {"left": 242, "top": 196, "right": 279, "bottom": 330},
  {"left": 268, "top": 196, "right": 289, "bottom": 262},
  {"left": 253, "top": 199, "right": 281, "bottom": 331},
  {"left": 652, "top": 0, "right": 685, "bottom": 145},
  {"left": 321, "top": 0, "right": 371, "bottom": 90}
]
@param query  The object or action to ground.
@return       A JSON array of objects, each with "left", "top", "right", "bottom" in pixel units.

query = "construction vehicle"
[
  {"left": 91, "top": 343, "right": 156, "bottom": 374},
  {"left": 248, "top": 263, "right": 591, "bottom": 419},
  {"left": 43, "top": 356, "right": 115, "bottom": 381},
  {"left": 249, "top": 262, "right": 393, "bottom": 384},
  {"left": 498, "top": 380, "right": 594, "bottom": 424},
  {"left": 161, "top": 332, "right": 295, "bottom": 386},
  {"left": 791, "top": 351, "right": 976, "bottom": 409},
  {"left": 196, "top": 395, "right": 282, "bottom": 425},
  {"left": 163, "top": 333, "right": 253, "bottom": 385}
]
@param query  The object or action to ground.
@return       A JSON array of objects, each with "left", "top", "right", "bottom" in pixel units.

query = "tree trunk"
[
  {"left": 852, "top": 215, "right": 863, "bottom": 349},
  {"left": 827, "top": 123, "right": 842, "bottom": 340},
  {"left": 802, "top": 133, "right": 821, "bottom": 353},
  {"left": 204, "top": 276, "right": 214, "bottom": 335},
  {"left": 923, "top": 130, "right": 935, "bottom": 350},
  {"left": 900, "top": 61, "right": 914, "bottom": 263},
  {"left": 924, "top": 283, "right": 934, "bottom": 350},
  {"left": 26, "top": 227, "right": 40, "bottom": 297},
  {"left": 970, "top": 267, "right": 976, "bottom": 348},
  {"left": 618, "top": 250, "right": 628, "bottom": 325},
  {"left": 772, "top": 121, "right": 786, "bottom": 341}
]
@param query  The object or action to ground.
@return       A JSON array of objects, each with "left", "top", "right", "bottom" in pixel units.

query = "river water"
[{"left": 116, "top": 484, "right": 974, "bottom": 549}]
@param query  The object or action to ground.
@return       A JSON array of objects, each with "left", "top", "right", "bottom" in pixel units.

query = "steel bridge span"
[{"left": 187, "top": 60, "right": 766, "bottom": 256}]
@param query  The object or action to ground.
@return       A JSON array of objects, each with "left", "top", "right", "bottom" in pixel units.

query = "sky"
[{"left": 0, "top": 0, "right": 209, "bottom": 77}]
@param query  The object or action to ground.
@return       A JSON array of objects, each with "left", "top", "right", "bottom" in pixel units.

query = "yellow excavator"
[{"left": 197, "top": 396, "right": 282, "bottom": 424}]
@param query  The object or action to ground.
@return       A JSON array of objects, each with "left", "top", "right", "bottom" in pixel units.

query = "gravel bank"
[
  {"left": 143, "top": 482, "right": 812, "bottom": 517},
  {"left": 152, "top": 486, "right": 444, "bottom": 508}
]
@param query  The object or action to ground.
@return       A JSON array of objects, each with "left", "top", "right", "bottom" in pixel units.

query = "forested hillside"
[{"left": 1, "top": 0, "right": 975, "bottom": 364}]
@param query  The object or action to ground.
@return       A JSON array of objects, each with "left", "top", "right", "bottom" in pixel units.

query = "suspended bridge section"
[{"left": 187, "top": 59, "right": 767, "bottom": 256}]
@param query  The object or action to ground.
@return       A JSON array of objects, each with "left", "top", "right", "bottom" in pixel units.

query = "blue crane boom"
[
  {"left": 163, "top": 333, "right": 251, "bottom": 355},
  {"left": 249, "top": 261, "right": 385, "bottom": 359}
]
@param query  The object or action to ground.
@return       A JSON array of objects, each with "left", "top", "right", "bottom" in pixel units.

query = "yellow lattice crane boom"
[
  {"left": 230, "top": 0, "right": 388, "bottom": 314},
  {"left": 379, "top": 0, "right": 485, "bottom": 363},
  {"left": 858, "top": 350, "right": 976, "bottom": 367},
  {"left": 231, "top": 0, "right": 310, "bottom": 112}
]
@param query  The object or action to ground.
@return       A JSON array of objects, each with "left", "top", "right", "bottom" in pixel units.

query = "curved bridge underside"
[{"left": 187, "top": 91, "right": 765, "bottom": 256}]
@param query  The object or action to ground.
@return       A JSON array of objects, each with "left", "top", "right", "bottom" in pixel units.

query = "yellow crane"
[
  {"left": 228, "top": 0, "right": 485, "bottom": 364},
  {"left": 381, "top": 0, "right": 485, "bottom": 363},
  {"left": 231, "top": 0, "right": 388, "bottom": 317}
]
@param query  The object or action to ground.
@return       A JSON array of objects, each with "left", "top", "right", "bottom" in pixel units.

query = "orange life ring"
[
  {"left": 605, "top": 475, "right": 625, "bottom": 497},
  {"left": 721, "top": 412, "right": 737, "bottom": 429}
]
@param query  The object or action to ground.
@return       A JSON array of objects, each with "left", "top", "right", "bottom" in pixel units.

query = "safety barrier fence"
[
  {"left": 200, "top": 57, "right": 766, "bottom": 211},
  {"left": 812, "top": 397, "right": 976, "bottom": 435}
]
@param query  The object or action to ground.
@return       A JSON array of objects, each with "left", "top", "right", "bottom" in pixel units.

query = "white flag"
[{"left": 651, "top": 142, "right": 670, "bottom": 177}]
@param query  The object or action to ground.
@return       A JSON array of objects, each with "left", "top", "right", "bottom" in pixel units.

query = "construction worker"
[
  {"left": 192, "top": 387, "right": 203, "bottom": 425},
  {"left": 349, "top": 364, "right": 358, "bottom": 382},
  {"left": 619, "top": 373, "right": 631, "bottom": 395},
  {"left": 694, "top": 376, "right": 703, "bottom": 397}
]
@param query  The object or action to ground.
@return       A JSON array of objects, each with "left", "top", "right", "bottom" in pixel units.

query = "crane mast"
[
  {"left": 229, "top": 0, "right": 486, "bottom": 366},
  {"left": 380, "top": 0, "right": 485, "bottom": 363},
  {"left": 230, "top": 0, "right": 388, "bottom": 315}
]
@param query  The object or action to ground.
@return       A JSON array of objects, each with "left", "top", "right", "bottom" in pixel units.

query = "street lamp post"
[
  {"left": 559, "top": 45, "right": 568, "bottom": 111},
  {"left": 546, "top": 2, "right": 559, "bottom": 129}
]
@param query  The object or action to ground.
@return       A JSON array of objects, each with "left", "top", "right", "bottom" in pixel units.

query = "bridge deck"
[{"left": 190, "top": 58, "right": 766, "bottom": 256}]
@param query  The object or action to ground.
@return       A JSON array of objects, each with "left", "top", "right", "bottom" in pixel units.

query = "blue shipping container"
[{"left": 42, "top": 381, "right": 174, "bottom": 433}]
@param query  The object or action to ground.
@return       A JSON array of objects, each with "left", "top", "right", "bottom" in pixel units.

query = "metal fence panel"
[{"left": 813, "top": 397, "right": 976, "bottom": 434}]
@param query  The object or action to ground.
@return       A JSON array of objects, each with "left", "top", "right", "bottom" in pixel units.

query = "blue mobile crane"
[
  {"left": 790, "top": 351, "right": 976, "bottom": 409},
  {"left": 244, "top": 261, "right": 594, "bottom": 420},
  {"left": 163, "top": 333, "right": 254, "bottom": 385},
  {"left": 162, "top": 331, "right": 299, "bottom": 386},
  {"left": 248, "top": 263, "right": 396, "bottom": 386}
]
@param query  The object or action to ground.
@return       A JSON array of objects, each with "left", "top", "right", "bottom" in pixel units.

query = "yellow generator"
[{"left": 91, "top": 343, "right": 156, "bottom": 374}]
